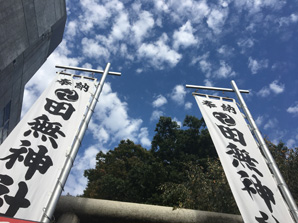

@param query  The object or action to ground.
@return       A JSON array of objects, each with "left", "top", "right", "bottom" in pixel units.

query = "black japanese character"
[
  {"left": 238, "top": 170, "right": 256, "bottom": 198},
  {"left": 44, "top": 98, "right": 75, "bottom": 120},
  {"left": 4, "top": 182, "right": 30, "bottom": 217},
  {"left": 203, "top": 100, "right": 216, "bottom": 108},
  {"left": 238, "top": 171, "right": 275, "bottom": 212},
  {"left": 24, "top": 114, "right": 65, "bottom": 149},
  {"left": 217, "top": 125, "right": 246, "bottom": 146},
  {"left": 0, "top": 141, "right": 53, "bottom": 180},
  {"left": 55, "top": 88, "right": 79, "bottom": 102},
  {"left": 0, "top": 140, "right": 29, "bottom": 169},
  {"left": 75, "top": 82, "right": 89, "bottom": 92},
  {"left": 57, "top": 79, "right": 71, "bottom": 86},
  {"left": 0, "top": 175, "right": 13, "bottom": 207},
  {"left": 221, "top": 104, "right": 237, "bottom": 114},
  {"left": 226, "top": 143, "right": 263, "bottom": 176},
  {"left": 255, "top": 211, "right": 280, "bottom": 223},
  {"left": 23, "top": 146, "right": 53, "bottom": 180},
  {"left": 213, "top": 112, "right": 236, "bottom": 126}
]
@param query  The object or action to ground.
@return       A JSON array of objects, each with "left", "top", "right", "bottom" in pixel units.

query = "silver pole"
[
  {"left": 55, "top": 64, "right": 121, "bottom": 76},
  {"left": 41, "top": 63, "right": 112, "bottom": 222},
  {"left": 231, "top": 80, "right": 298, "bottom": 223},
  {"left": 186, "top": 84, "right": 249, "bottom": 93}
]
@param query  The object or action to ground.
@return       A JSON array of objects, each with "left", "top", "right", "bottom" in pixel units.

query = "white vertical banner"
[
  {"left": 0, "top": 74, "right": 97, "bottom": 222},
  {"left": 194, "top": 94, "right": 294, "bottom": 223}
]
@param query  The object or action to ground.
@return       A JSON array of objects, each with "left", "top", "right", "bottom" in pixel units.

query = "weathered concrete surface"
[
  {"left": 57, "top": 212, "right": 80, "bottom": 223},
  {"left": 55, "top": 196, "right": 244, "bottom": 223},
  {"left": 0, "top": 0, "right": 66, "bottom": 137}
]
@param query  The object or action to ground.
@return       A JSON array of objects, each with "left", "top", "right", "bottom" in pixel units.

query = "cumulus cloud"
[
  {"left": 64, "top": 145, "right": 102, "bottom": 196},
  {"left": 152, "top": 94, "right": 168, "bottom": 108},
  {"left": 173, "top": 21, "right": 199, "bottom": 50},
  {"left": 185, "top": 102, "right": 193, "bottom": 110},
  {"left": 138, "top": 127, "right": 151, "bottom": 147},
  {"left": 287, "top": 102, "right": 298, "bottom": 115},
  {"left": 170, "top": 85, "right": 186, "bottom": 105},
  {"left": 81, "top": 37, "right": 110, "bottom": 60},
  {"left": 255, "top": 115, "right": 264, "bottom": 127},
  {"left": 214, "top": 61, "right": 236, "bottom": 78},
  {"left": 257, "top": 87, "right": 271, "bottom": 97},
  {"left": 207, "top": 8, "right": 229, "bottom": 34},
  {"left": 132, "top": 11, "right": 155, "bottom": 43},
  {"left": 237, "top": 38, "right": 255, "bottom": 53},
  {"left": 151, "top": 110, "right": 164, "bottom": 121},
  {"left": 278, "top": 13, "right": 298, "bottom": 26},
  {"left": 79, "top": 0, "right": 124, "bottom": 32},
  {"left": 257, "top": 80, "right": 285, "bottom": 97},
  {"left": 110, "top": 12, "right": 131, "bottom": 41},
  {"left": 264, "top": 118, "right": 278, "bottom": 130},
  {"left": 269, "top": 80, "right": 285, "bottom": 94},
  {"left": 137, "top": 33, "right": 182, "bottom": 69},
  {"left": 248, "top": 57, "right": 269, "bottom": 74},
  {"left": 91, "top": 83, "right": 147, "bottom": 144}
]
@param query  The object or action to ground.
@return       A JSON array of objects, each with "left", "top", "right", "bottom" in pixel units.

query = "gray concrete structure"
[
  {"left": 0, "top": 0, "right": 66, "bottom": 143},
  {"left": 54, "top": 196, "right": 244, "bottom": 223}
]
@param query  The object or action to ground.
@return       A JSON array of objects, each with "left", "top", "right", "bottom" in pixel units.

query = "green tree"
[
  {"left": 83, "top": 139, "right": 166, "bottom": 204},
  {"left": 83, "top": 115, "right": 298, "bottom": 215},
  {"left": 266, "top": 139, "right": 298, "bottom": 202}
]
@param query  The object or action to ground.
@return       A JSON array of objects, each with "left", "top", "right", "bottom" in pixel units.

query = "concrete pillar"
[{"left": 57, "top": 212, "right": 80, "bottom": 223}]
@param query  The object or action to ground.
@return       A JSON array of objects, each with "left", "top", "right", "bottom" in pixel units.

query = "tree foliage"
[{"left": 83, "top": 115, "right": 298, "bottom": 214}]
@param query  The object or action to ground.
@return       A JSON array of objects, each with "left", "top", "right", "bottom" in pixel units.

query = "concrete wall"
[
  {"left": 0, "top": 0, "right": 66, "bottom": 136},
  {"left": 54, "top": 196, "right": 244, "bottom": 223}
]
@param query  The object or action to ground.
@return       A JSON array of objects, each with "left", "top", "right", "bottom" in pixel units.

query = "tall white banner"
[
  {"left": 0, "top": 74, "right": 96, "bottom": 221},
  {"left": 194, "top": 94, "right": 294, "bottom": 223}
]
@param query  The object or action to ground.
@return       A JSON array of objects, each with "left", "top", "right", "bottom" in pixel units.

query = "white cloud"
[
  {"left": 255, "top": 115, "right": 264, "bottom": 127},
  {"left": 264, "top": 118, "right": 278, "bottom": 130},
  {"left": 278, "top": 13, "right": 298, "bottom": 26},
  {"left": 137, "top": 33, "right": 182, "bottom": 69},
  {"left": 138, "top": 127, "right": 151, "bottom": 148},
  {"left": 234, "top": 0, "right": 284, "bottom": 15},
  {"left": 151, "top": 110, "right": 164, "bottom": 121},
  {"left": 160, "top": 0, "right": 210, "bottom": 24},
  {"left": 170, "top": 85, "right": 186, "bottom": 105},
  {"left": 287, "top": 102, "right": 298, "bottom": 114},
  {"left": 217, "top": 45, "right": 234, "bottom": 57},
  {"left": 199, "top": 60, "right": 212, "bottom": 77},
  {"left": 79, "top": 0, "right": 124, "bottom": 32},
  {"left": 65, "top": 20, "right": 78, "bottom": 38},
  {"left": 185, "top": 102, "right": 193, "bottom": 110},
  {"left": 81, "top": 37, "right": 110, "bottom": 60},
  {"left": 173, "top": 21, "right": 199, "bottom": 50},
  {"left": 111, "top": 12, "right": 130, "bottom": 40},
  {"left": 64, "top": 145, "right": 101, "bottom": 196},
  {"left": 257, "top": 86, "right": 271, "bottom": 97},
  {"left": 173, "top": 117, "right": 182, "bottom": 127},
  {"left": 92, "top": 83, "right": 144, "bottom": 142},
  {"left": 286, "top": 138, "right": 296, "bottom": 149},
  {"left": 269, "top": 80, "right": 285, "bottom": 94},
  {"left": 257, "top": 80, "right": 285, "bottom": 97},
  {"left": 215, "top": 61, "right": 236, "bottom": 78},
  {"left": 132, "top": 11, "right": 155, "bottom": 43},
  {"left": 237, "top": 38, "right": 255, "bottom": 53},
  {"left": 152, "top": 94, "right": 168, "bottom": 108},
  {"left": 206, "top": 8, "right": 228, "bottom": 34},
  {"left": 248, "top": 57, "right": 269, "bottom": 74}
]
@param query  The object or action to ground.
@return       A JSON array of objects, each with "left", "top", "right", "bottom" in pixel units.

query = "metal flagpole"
[
  {"left": 231, "top": 80, "right": 298, "bottom": 223},
  {"left": 41, "top": 63, "right": 119, "bottom": 222}
]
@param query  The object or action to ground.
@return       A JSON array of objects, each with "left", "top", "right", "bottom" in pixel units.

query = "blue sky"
[{"left": 22, "top": 0, "right": 298, "bottom": 195}]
